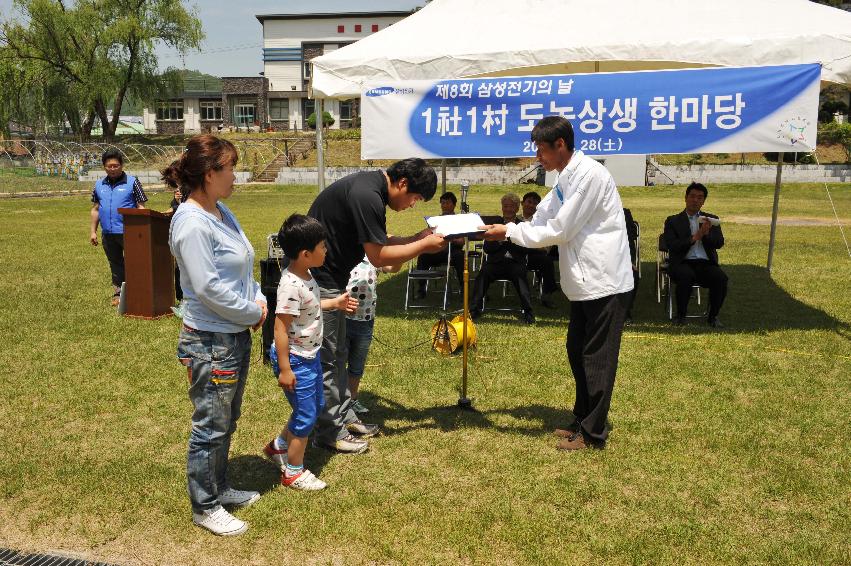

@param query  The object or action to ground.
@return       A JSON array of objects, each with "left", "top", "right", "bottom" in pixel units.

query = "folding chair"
[
  {"left": 656, "top": 233, "right": 707, "bottom": 320},
  {"left": 468, "top": 242, "right": 483, "bottom": 273},
  {"left": 479, "top": 251, "right": 527, "bottom": 314},
  {"left": 529, "top": 269, "right": 545, "bottom": 299},
  {"left": 404, "top": 242, "right": 457, "bottom": 311}
]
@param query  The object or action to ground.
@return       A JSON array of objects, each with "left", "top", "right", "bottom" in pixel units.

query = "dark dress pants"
[
  {"left": 526, "top": 250, "right": 557, "bottom": 295},
  {"left": 566, "top": 292, "right": 630, "bottom": 445},
  {"left": 471, "top": 260, "right": 533, "bottom": 313},
  {"left": 101, "top": 233, "right": 125, "bottom": 287},
  {"left": 669, "top": 259, "right": 728, "bottom": 319},
  {"left": 416, "top": 249, "right": 464, "bottom": 292},
  {"left": 625, "top": 268, "right": 639, "bottom": 318}
]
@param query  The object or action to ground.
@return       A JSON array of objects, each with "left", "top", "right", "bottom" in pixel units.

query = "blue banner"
[{"left": 361, "top": 64, "right": 820, "bottom": 158}]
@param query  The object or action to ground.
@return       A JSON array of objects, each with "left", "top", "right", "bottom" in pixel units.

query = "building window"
[
  {"left": 156, "top": 101, "right": 183, "bottom": 121},
  {"left": 234, "top": 103, "right": 256, "bottom": 128},
  {"left": 199, "top": 100, "right": 223, "bottom": 121},
  {"left": 372, "top": 24, "right": 379, "bottom": 32},
  {"left": 269, "top": 99, "right": 289, "bottom": 121},
  {"left": 303, "top": 61, "right": 311, "bottom": 79},
  {"left": 303, "top": 99, "right": 315, "bottom": 127},
  {"left": 339, "top": 100, "right": 353, "bottom": 127},
  {"left": 355, "top": 24, "right": 362, "bottom": 32},
  {"left": 337, "top": 25, "right": 344, "bottom": 33}
]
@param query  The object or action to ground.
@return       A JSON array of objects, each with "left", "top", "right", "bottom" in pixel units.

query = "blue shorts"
[
  {"left": 345, "top": 318, "right": 374, "bottom": 378},
  {"left": 270, "top": 344, "right": 324, "bottom": 438}
]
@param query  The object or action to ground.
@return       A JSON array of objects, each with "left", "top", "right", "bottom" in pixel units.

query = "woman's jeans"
[{"left": 177, "top": 326, "right": 252, "bottom": 513}]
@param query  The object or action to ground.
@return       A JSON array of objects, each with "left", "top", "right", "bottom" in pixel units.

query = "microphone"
[{"left": 460, "top": 181, "right": 470, "bottom": 213}]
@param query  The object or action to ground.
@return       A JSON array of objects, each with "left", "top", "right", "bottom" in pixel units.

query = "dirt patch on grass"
[{"left": 726, "top": 215, "right": 848, "bottom": 226}]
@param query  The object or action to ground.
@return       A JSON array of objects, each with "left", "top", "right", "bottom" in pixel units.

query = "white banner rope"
[{"left": 812, "top": 151, "right": 851, "bottom": 260}]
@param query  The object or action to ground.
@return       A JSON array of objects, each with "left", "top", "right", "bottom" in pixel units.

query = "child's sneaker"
[
  {"left": 263, "top": 440, "right": 287, "bottom": 471},
  {"left": 219, "top": 487, "right": 260, "bottom": 509},
  {"left": 281, "top": 469, "right": 327, "bottom": 491},
  {"left": 192, "top": 506, "right": 247, "bottom": 536}
]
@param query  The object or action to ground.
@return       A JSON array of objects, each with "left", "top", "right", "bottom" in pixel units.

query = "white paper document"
[{"left": 425, "top": 213, "right": 486, "bottom": 239}]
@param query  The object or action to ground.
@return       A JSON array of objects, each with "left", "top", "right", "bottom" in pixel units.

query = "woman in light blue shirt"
[{"left": 163, "top": 134, "right": 267, "bottom": 537}]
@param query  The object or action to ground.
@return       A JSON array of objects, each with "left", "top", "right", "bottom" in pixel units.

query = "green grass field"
[
  {"left": 0, "top": 182, "right": 849, "bottom": 565},
  {"left": 0, "top": 166, "right": 91, "bottom": 194}
]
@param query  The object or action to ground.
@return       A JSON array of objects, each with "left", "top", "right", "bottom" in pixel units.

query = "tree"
[{"left": 0, "top": 0, "right": 202, "bottom": 139}]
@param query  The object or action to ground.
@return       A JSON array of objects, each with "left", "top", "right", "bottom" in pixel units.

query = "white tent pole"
[
  {"left": 316, "top": 98, "right": 325, "bottom": 191},
  {"left": 767, "top": 153, "right": 783, "bottom": 272}
]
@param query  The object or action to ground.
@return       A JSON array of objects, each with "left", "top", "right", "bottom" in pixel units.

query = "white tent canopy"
[
  {"left": 311, "top": 0, "right": 851, "bottom": 99},
  {"left": 310, "top": 0, "right": 851, "bottom": 269}
]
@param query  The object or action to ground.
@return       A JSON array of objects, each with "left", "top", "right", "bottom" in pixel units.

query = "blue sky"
[{"left": 0, "top": 1, "right": 423, "bottom": 77}]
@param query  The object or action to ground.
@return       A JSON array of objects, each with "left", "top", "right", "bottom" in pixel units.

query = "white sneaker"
[
  {"left": 193, "top": 506, "right": 248, "bottom": 536},
  {"left": 313, "top": 434, "right": 369, "bottom": 454},
  {"left": 282, "top": 469, "right": 327, "bottom": 491},
  {"left": 219, "top": 487, "right": 260, "bottom": 508},
  {"left": 346, "top": 421, "right": 380, "bottom": 438}
]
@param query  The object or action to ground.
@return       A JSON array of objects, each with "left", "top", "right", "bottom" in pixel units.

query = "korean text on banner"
[{"left": 360, "top": 64, "right": 820, "bottom": 159}]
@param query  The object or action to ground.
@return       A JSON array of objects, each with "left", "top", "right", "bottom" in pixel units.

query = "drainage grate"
[{"left": 0, "top": 548, "right": 116, "bottom": 566}]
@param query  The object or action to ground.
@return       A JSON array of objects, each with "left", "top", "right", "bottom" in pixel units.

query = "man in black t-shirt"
[{"left": 307, "top": 158, "right": 446, "bottom": 453}]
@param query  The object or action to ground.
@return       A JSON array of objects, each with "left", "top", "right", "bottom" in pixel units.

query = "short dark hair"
[
  {"left": 522, "top": 191, "right": 541, "bottom": 204},
  {"left": 440, "top": 191, "right": 457, "bottom": 205},
  {"left": 531, "top": 116, "right": 575, "bottom": 152},
  {"left": 102, "top": 149, "right": 124, "bottom": 165},
  {"left": 279, "top": 214, "right": 327, "bottom": 260},
  {"left": 686, "top": 182, "right": 708, "bottom": 199},
  {"left": 386, "top": 158, "right": 437, "bottom": 201}
]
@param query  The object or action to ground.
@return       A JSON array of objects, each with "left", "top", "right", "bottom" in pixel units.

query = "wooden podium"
[{"left": 119, "top": 208, "right": 174, "bottom": 319}]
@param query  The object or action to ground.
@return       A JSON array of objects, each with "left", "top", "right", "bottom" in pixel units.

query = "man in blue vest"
[{"left": 89, "top": 149, "right": 148, "bottom": 306}]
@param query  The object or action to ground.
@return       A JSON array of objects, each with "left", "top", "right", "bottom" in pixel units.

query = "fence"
[{"left": 0, "top": 138, "right": 309, "bottom": 182}]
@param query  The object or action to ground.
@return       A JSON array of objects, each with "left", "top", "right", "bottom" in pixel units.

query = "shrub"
[
  {"left": 306, "top": 111, "right": 335, "bottom": 129},
  {"left": 817, "top": 121, "right": 851, "bottom": 162},
  {"left": 325, "top": 128, "right": 361, "bottom": 141},
  {"left": 763, "top": 152, "right": 816, "bottom": 165}
]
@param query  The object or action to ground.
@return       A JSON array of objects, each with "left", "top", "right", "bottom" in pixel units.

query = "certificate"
[{"left": 425, "top": 213, "right": 486, "bottom": 239}]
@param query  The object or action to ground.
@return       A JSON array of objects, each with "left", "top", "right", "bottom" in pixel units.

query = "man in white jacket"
[{"left": 481, "top": 116, "right": 633, "bottom": 451}]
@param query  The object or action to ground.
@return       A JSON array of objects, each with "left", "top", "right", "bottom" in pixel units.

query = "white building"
[{"left": 258, "top": 6, "right": 421, "bottom": 130}]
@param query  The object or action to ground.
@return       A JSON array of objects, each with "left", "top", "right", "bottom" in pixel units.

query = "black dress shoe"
[
  {"left": 470, "top": 309, "right": 482, "bottom": 321},
  {"left": 672, "top": 316, "right": 686, "bottom": 326},
  {"left": 521, "top": 311, "right": 536, "bottom": 325},
  {"left": 708, "top": 317, "right": 725, "bottom": 329}
]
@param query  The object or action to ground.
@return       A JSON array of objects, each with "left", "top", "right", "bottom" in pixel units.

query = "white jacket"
[{"left": 505, "top": 151, "right": 633, "bottom": 302}]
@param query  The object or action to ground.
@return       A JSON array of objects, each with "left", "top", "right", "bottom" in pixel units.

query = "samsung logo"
[{"left": 365, "top": 86, "right": 395, "bottom": 97}]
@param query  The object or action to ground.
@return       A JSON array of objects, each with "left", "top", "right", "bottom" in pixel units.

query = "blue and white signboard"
[{"left": 361, "top": 64, "right": 820, "bottom": 158}]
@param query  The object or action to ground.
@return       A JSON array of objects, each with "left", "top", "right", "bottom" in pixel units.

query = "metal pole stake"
[
  {"left": 767, "top": 153, "right": 783, "bottom": 273},
  {"left": 458, "top": 236, "right": 473, "bottom": 410}
]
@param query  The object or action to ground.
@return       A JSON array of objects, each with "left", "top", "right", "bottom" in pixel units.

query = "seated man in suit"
[
  {"left": 470, "top": 193, "right": 535, "bottom": 324},
  {"left": 521, "top": 191, "right": 557, "bottom": 308},
  {"left": 663, "top": 182, "right": 728, "bottom": 328},
  {"left": 623, "top": 207, "right": 639, "bottom": 321},
  {"left": 414, "top": 191, "right": 464, "bottom": 298}
]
